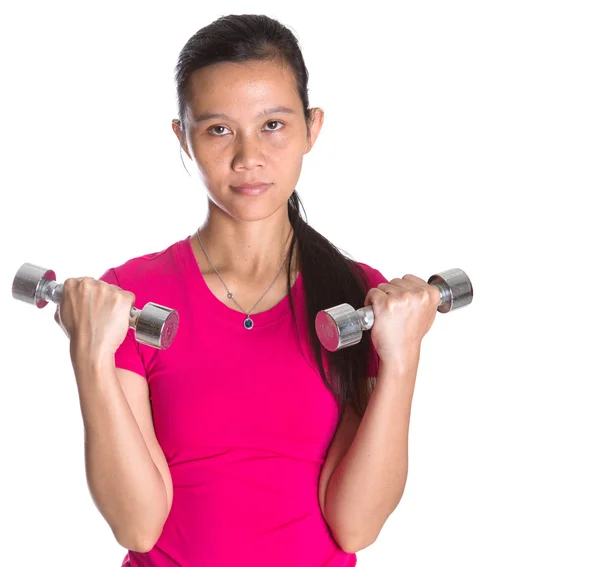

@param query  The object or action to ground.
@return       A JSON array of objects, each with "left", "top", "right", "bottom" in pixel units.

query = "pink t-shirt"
[{"left": 98, "top": 235, "right": 388, "bottom": 567}]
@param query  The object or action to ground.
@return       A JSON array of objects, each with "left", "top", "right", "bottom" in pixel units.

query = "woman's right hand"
[{"left": 54, "top": 276, "right": 136, "bottom": 359}]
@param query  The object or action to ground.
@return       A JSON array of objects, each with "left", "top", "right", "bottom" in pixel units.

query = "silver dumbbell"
[
  {"left": 315, "top": 268, "right": 473, "bottom": 352},
  {"left": 12, "top": 262, "right": 180, "bottom": 350}
]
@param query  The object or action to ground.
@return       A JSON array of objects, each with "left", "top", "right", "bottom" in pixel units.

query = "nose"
[{"left": 232, "top": 133, "right": 266, "bottom": 170}]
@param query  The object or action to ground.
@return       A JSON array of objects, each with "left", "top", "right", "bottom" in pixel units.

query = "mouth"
[{"left": 230, "top": 183, "right": 271, "bottom": 196}]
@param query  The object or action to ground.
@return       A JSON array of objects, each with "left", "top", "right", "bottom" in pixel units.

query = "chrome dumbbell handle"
[{"left": 12, "top": 263, "right": 179, "bottom": 350}]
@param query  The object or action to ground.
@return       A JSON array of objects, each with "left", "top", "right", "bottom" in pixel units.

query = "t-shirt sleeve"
[
  {"left": 97, "top": 267, "right": 147, "bottom": 380},
  {"left": 364, "top": 266, "right": 389, "bottom": 289}
]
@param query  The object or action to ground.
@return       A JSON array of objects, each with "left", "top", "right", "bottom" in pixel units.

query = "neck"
[{"left": 194, "top": 212, "right": 299, "bottom": 281}]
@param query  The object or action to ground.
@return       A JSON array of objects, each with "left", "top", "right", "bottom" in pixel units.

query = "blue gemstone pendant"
[{"left": 244, "top": 317, "right": 254, "bottom": 330}]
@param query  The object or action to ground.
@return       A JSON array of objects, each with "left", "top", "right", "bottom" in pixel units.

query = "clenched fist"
[
  {"left": 364, "top": 274, "right": 441, "bottom": 366},
  {"left": 54, "top": 276, "right": 136, "bottom": 359}
]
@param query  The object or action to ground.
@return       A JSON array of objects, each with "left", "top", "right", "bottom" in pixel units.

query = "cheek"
[
  {"left": 268, "top": 134, "right": 306, "bottom": 164},
  {"left": 270, "top": 132, "right": 293, "bottom": 150},
  {"left": 192, "top": 143, "right": 228, "bottom": 175},
  {"left": 273, "top": 130, "right": 307, "bottom": 152}
]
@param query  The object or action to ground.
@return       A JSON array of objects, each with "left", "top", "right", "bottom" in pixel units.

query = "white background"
[{"left": 1, "top": 1, "right": 598, "bottom": 565}]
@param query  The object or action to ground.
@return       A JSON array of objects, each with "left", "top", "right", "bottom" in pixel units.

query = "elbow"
[
  {"left": 340, "top": 531, "right": 378, "bottom": 555},
  {"left": 330, "top": 518, "right": 378, "bottom": 555},
  {"left": 136, "top": 522, "right": 166, "bottom": 553},
  {"left": 118, "top": 496, "right": 170, "bottom": 552},
  {"left": 116, "top": 520, "right": 165, "bottom": 554},
  {"left": 341, "top": 498, "right": 403, "bottom": 553},
  {"left": 118, "top": 533, "right": 157, "bottom": 554},
  {"left": 133, "top": 535, "right": 157, "bottom": 554}
]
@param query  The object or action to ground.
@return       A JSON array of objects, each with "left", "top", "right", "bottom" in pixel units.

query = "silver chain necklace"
[{"left": 195, "top": 226, "right": 290, "bottom": 330}]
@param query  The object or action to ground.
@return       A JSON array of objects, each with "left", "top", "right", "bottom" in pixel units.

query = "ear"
[
  {"left": 172, "top": 119, "right": 191, "bottom": 159},
  {"left": 305, "top": 108, "right": 324, "bottom": 154}
]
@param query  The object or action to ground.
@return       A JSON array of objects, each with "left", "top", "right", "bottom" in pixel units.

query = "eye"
[
  {"left": 264, "top": 120, "right": 284, "bottom": 131},
  {"left": 207, "top": 125, "right": 229, "bottom": 136},
  {"left": 207, "top": 120, "right": 284, "bottom": 137}
]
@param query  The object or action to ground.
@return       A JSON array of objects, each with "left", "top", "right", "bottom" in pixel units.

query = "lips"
[
  {"left": 231, "top": 182, "right": 270, "bottom": 190},
  {"left": 230, "top": 183, "right": 271, "bottom": 196}
]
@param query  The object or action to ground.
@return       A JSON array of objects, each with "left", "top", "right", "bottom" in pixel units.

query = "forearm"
[
  {"left": 71, "top": 353, "right": 167, "bottom": 551},
  {"left": 325, "top": 350, "right": 419, "bottom": 551}
]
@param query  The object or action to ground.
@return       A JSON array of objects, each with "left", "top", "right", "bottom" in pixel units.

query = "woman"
[{"left": 57, "top": 13, "right": 440, "bottom": 567}]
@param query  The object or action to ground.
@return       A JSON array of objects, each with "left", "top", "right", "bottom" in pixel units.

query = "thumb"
[{"left": 364, "top": 287, "right": 376, "bottom": 308}]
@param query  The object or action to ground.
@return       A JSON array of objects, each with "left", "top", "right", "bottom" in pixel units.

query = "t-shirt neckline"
[{"left": 176, "top": 235, "right": 303, "bottom": 328}]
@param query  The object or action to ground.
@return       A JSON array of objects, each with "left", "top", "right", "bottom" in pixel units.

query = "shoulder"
[
  {"left": 97, "top": 237, "right": 186, "bottom": 292},
  {"left": 351, "top": 260, "right": 389, "bottom": 289}
]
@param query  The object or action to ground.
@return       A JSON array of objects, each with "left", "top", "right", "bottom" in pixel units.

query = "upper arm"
[{"left": 115, "top": 368, "right": 173, "bottom": 521}]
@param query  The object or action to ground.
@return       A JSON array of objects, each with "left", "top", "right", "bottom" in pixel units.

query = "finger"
[
  {"left": 364, "top": 286, "right": 388, "bottom": 307},
  {"left": 379, "top": 281, "right": 437, "bottom": 304},
  {"left": 389, "top": 277, "right": 427, "bottom": 291},
  {"left": 401, "top": 274, "right": 429, "bottom": 286},
  {"left": 389, "top": 277, "right": 439, "bottom": 300},
  {"left": 403, "top": 275, "right": 443, "bottom": 302},
  {"left": 377, "top": 282, "right": 418, "bottom": 296}
]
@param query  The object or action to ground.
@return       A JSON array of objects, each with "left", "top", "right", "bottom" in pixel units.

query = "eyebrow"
[{"left": 193, "top": 106, "right": 297, "bottom": 123}]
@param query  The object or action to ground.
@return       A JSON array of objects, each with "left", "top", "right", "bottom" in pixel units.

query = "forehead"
[{"left": 186, "top": 60, "right": 298, "bottom": 112}]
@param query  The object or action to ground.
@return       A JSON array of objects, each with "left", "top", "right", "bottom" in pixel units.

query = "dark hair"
[{"left": 174, "top": 14, "right": 378, "bottom": 418}]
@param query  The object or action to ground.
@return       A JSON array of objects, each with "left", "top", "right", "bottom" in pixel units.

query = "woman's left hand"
[{"left": 364, "top": 274, "right": 442, "bottom": 366}]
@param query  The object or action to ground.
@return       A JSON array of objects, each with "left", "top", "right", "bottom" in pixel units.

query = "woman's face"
[{"left": 173, "top": 60, "right": 323, "bottom": 221}]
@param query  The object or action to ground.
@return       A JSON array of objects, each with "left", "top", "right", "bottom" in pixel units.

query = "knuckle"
[
  {"left": 80, "top": 276, "right": 95, "bottom": 287},
  {"left": 77, "top": 279, "right": 90, "bottom": 293},
  {"left": 121, "top": 291, "right": 135, "bottom": 305}
]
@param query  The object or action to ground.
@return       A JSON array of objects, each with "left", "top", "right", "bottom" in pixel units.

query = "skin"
[{"left": 171, "top": 59, "right": 324, "bottom": 312}]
